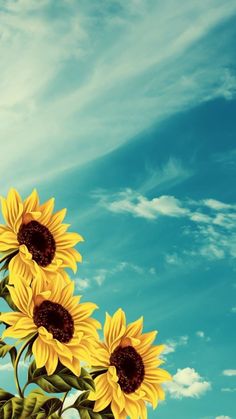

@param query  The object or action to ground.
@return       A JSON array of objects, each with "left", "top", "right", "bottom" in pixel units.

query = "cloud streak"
[{"left": 0, "top": 0, "right": 236, "bottom": 190}]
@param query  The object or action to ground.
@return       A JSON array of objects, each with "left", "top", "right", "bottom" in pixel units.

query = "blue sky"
[{"left": 0, "top": 1, "right": 236, "bottom": 418}]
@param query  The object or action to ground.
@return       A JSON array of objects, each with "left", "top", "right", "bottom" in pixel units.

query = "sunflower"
[
  {"left": 0, "top": 275, "right": 100, "bottom": 376},
  {"left": 0, "top": 188, "right": 83, "bottom": 285},
  {"left": 88, "top": 309, "right": 171, "bottom": 419}
]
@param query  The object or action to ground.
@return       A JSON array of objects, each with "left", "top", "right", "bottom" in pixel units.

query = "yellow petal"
[
  {"left": 138, "top": 400, "right": 147, "bottom": 419},
  {"left": 125, "top": 316, "right": 143, "bottom": 338},
  {"left": 55, "top": 248, "right": 82, "bottom": 273},
  {"left": 0, "top": 230, "right": 18, "bottom": 251},
  {"left": 140, "top": 381, "right": 158, "bottom": 407},
  {"left": 47, "top": 208, "right": 67, "bottom": 231},
  {"left": 58, "top": 354, "right": 81, "bottom": 376},
  {"left": 104, "top": 309, "right": 126, "bottom": 351},
  {"left": 137, "top": 331, "right": 157, "bottom": 355},
  {"left": 0, "top": 312, "right": 25, "bottom": 325},
  {"left": 23, "top": 189, "right": 39, "bottom": 213},
  {"left": 73, "top": 302, "right": 98, "bottom": 322},
  {"left": 56, "top": 232, "right": 83, "bottom": 249},
  {"left": 33, "top": 337, "right": 50, "bottom": 369},
  {"left": 57, "top": 281, "right": 74, "bottom": 308},
  {"left": 8, "top": 253, "right": 32, "bottom": 286},
  {"left": 37, "top": 198, "right": 55, "bottom": 225},
  {"left": 1, "top": 189, "right": 23, "bottom": 232},
  {"left": 7, "top": 278, "right": 33, "bottom": 316},
  {"left": 124, "top": 397, "right": 140, "bottom": 419},
  {"left": 91, "top": 373, "right": 110, "bottom": 400},
  {"left": 2, "top": 316, "right": 36, "bottom": 339},
  {"left": 45, "top": 344, "right": 58, "bottom": 375}
]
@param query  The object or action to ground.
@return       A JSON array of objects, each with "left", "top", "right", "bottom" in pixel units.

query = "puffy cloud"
[{"left": 165, "top": 367, "right": 211, "bottom": 399}]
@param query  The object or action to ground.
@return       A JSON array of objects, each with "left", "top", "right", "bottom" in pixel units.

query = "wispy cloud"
[
  {"left": 215, "top": 416, "right": 232, "bottom": 419},
  {"left": 0, "top": 360, "right": 28, "bottom": 371},
  {"left": 163, "top": 336, "right": 189, "bottom": 355},
  {"left": 75, "top": 277, "right": 91, "bottom": 291},
  {"left": 221, "top": 388, "right": 236, "bottom": 393},
  {"left": 0, "top": 0, "right": 236, "bottom": 190},
  {"left": 196, "top": 331, "right": 211, "bottom": 342},
  {"left": 97, "top": 188, "right": 236, "bottom": 261}
]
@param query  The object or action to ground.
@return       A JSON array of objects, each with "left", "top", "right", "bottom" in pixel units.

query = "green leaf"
[
  {"left": 39, "top": 398, "right": 62, "bottom": 416},
  {"left": 72, "top": 392, "right": 114, "bottom": 419},
  {"left": 0, "top": 340, "right": 17, "bottom": 365},
  {"left": 28, "top": 361, "right": 95, "bottom": 393},
  {"left": 21, "top": 389, "right": 62, "bottom": 419},
  {"left": 20, "top": 389, "right": 47, "bottom": 418},
  {"left": 0, "top": 277, "right": 18, "bottom": 311},
  {"left": 0, "top": 389, "right": 14, "bottom": 407},
  {"left": 0, "top": 390, "right": 23, "bottom": 419}
]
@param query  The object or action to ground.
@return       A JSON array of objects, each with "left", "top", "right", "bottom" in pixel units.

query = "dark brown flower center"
[
  {"left": 110, "top": 345, "right": 145, "bottom": 393},
  {"left": 33, "top": 300, "right": 74, "bottom": 343},
  {"left": 17, "top": 220, "right": 56, "bottom": 267}
]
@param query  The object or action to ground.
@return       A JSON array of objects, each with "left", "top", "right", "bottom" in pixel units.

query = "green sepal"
[{"left": 28, "top": 361, "right": 95, "bottom": 393}]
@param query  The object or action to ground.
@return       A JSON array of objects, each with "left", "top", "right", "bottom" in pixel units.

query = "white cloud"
[
  {"left": 100, "top": 189, "right": 188, "bottom": 220},
  {"left": 0, "top": 0, "right": 236, "bottom": 190},
  {"left": 165, "top": 367, "right": 211, "bottom": 399},
  {"left": 140, "top": 158, "right": 193, "bottom": 194},
  {"left": 165, "top": 253, "right": 182, "bottom": 265},
  {"left": 75, "top": 277, "right": 90, "bottom": 291},
  {"left": 231, "top": 307, "right": 236, "bottom": 313},
  {"left": 215, "top": 416, "right": 232, "bottom": 419},
  {"left": 94, "top": 269, "right": 107, "bottom": 286},
  {"left": 0, "top": 360, "right": 28, "bottom": 371},
  {"left": 203, "top": 199, "right": 234, "bottom": 211},
  {"left": 196, "top": 331, "right": 211, "bottom": 341},
  {"left": 223, "top": 369, "right": 236, "bottom": 376},
  {"left": 98, "top": 189, "right": 236, "bottom": 261},
  {"left": 163, "top": 336, "right": 189, "bottom": 355},
  {"left": 221, "top": 388, "right": 236, "bottom": 393}
]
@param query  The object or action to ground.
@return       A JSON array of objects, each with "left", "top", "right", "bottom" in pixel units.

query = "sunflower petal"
[
  {"left": 23, "top": 189, "right": 39, "bottom": 213},
  {"left": 33, "top": 337, "right": 50, "bottom": 369}
]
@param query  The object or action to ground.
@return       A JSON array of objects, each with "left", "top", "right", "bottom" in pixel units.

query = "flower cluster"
[{"left": 0, "top": 189, "right": 171, "bottom": 419}]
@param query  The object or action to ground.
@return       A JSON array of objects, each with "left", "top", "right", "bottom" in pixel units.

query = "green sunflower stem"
[{"left": 14, "top": 334, "right": 36, "bottom": 398}]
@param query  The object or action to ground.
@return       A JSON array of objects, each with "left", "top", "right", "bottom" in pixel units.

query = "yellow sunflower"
[
  {"left": 0, "top": 275, "right": 101, "bottom": 376},
  {"left": 0, "top": 188, "right": 83, "bottom": 285},
  {"left": 89, "top": 309, "right": 171, "bottom": 419}
]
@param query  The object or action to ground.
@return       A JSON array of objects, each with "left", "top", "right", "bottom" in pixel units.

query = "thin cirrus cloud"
[
  {"left": 164, "top": 367, "right": 211, "bottom": 399},
  {"left": 0, "top": 0, "right": 236, "bottom": 190}
]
